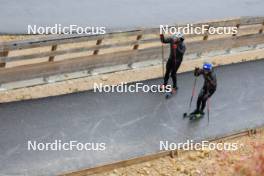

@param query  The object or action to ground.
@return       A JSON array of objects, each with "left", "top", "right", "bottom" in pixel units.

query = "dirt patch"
[{"left": 90, "top": 130, "right": 264, "bottom": 176}]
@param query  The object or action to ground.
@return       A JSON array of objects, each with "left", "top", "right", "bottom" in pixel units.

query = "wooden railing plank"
[
  {"left": 0, "top": 33, "right": 263, "bottom": 84},
  {"left": 1, "top": 33, "right": 263, "bottom": 63},
  {"left": 0, "top": 31, "right": 143, "bottom": 51}
]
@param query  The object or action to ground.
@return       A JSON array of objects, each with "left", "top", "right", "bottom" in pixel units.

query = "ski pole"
[
  {"left": 207, "top": 98, "right": 210, "bottom": 125},
  {"left": 162, "top": 43, "right": 165, "bottom": 77},
  {"left": 189, "top": 77, "right": 197, "bottom": 111},
  {"left": 183, "top": 77, "right": 197, "bottom": 117}
]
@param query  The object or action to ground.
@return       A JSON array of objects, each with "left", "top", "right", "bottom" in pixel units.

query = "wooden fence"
[{"left": 0, "top": 16, "right": 264, "bottom": 84}]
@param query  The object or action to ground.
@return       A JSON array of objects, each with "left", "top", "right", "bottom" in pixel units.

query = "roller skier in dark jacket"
[
  {"left": 191, "top": 63, "right": 217, "bottom": 115},
  {"left": 160, "top": 32, "right": 186, "bottom": 93}
]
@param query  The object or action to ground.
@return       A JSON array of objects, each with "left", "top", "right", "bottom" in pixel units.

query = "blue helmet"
[{"left": 203, "top": 63, "right": 213, "bottom": 71}]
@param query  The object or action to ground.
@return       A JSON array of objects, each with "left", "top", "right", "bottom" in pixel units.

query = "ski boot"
[{"left": 190, "top": 109, "right": 199, "bottom": 115}]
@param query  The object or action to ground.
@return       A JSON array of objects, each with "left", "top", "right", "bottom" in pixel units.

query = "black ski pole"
[
  {"left": 207, "top": 98, "right": 210, "bottom": 125},
  {"left": 189, "top": 77, "right": 197, "bottom": 110},
  {"left": 161, "top": 42, "right": 165, "bottom": 77},
  {"left": 183, "top": 77, "right": 197, "bottom": 117}
]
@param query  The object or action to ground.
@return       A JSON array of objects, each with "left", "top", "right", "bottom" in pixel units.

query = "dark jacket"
[
  {"left": 160, "top": 35, "right": 186, "bottom": 62},
  {"left": 195, "top": 68, "right": 217, "bottom": 90},
  {"left": 203, "top": 71, "right": 217, "bottom": 90}
]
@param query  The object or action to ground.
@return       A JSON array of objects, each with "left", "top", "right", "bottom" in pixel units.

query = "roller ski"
[{"left": 183, "top": 110, "right": 204, "bottom": 120}]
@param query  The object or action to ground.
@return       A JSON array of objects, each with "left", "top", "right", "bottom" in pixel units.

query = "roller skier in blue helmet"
[
  {"left": 160, "top": 32, "right": 186, "bottom": 93},
  {"left": 191, "top": 63, "right": 217, "bottom": 115}
]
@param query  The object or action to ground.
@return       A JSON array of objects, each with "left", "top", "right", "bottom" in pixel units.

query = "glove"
[{"left": 194, "top": 67, "right": 200, "bottom": 76}]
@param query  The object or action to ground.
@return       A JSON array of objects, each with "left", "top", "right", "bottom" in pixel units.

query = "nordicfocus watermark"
[
  {"left": 27, "top": 140, "right": 106, "bottom": 151},
  {"left": 160, "top": 24, "right": 238, "bottom": 35},
  {"left": 94, "top": 82, "right": 171, "bottom": 93},
  {"left": 160, "top": 140, "right": 239, "bottom": 151},
  {"left": 27, "top": 24, "right": 106, "bottom": 35}
]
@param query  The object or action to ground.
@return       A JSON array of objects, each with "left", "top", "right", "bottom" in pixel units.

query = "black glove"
[{"left": 194, "top": 67, "right": 200, "bottom": 76}]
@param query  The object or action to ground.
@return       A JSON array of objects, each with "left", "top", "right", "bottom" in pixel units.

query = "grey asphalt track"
[
  {"left": 0, "top": 59, "right": 264, "bottom": 175},
  {"left": 1, "top": 0, "right": 264, "bottom": 34}
]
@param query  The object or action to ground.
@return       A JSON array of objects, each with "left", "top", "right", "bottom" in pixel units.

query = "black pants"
[
  {"left": 164, "top": 59, "right": 182, "bottom": 88},
  {"left": 196, "top": 87, "right": 215, "bottom": 112}
]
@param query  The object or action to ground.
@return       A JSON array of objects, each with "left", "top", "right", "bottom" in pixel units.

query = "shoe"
[{"left": 191, "top": 109, "right": 199, "bottom": 115}]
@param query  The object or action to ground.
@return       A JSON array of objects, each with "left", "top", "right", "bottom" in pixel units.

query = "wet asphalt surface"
[{"left": 0, "top": 60, "right": 264, "bottom": 175}]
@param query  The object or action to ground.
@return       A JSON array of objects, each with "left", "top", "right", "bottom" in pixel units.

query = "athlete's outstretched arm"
[{"left": 160, "top": 34, "right": 172, "bottom": 43}]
